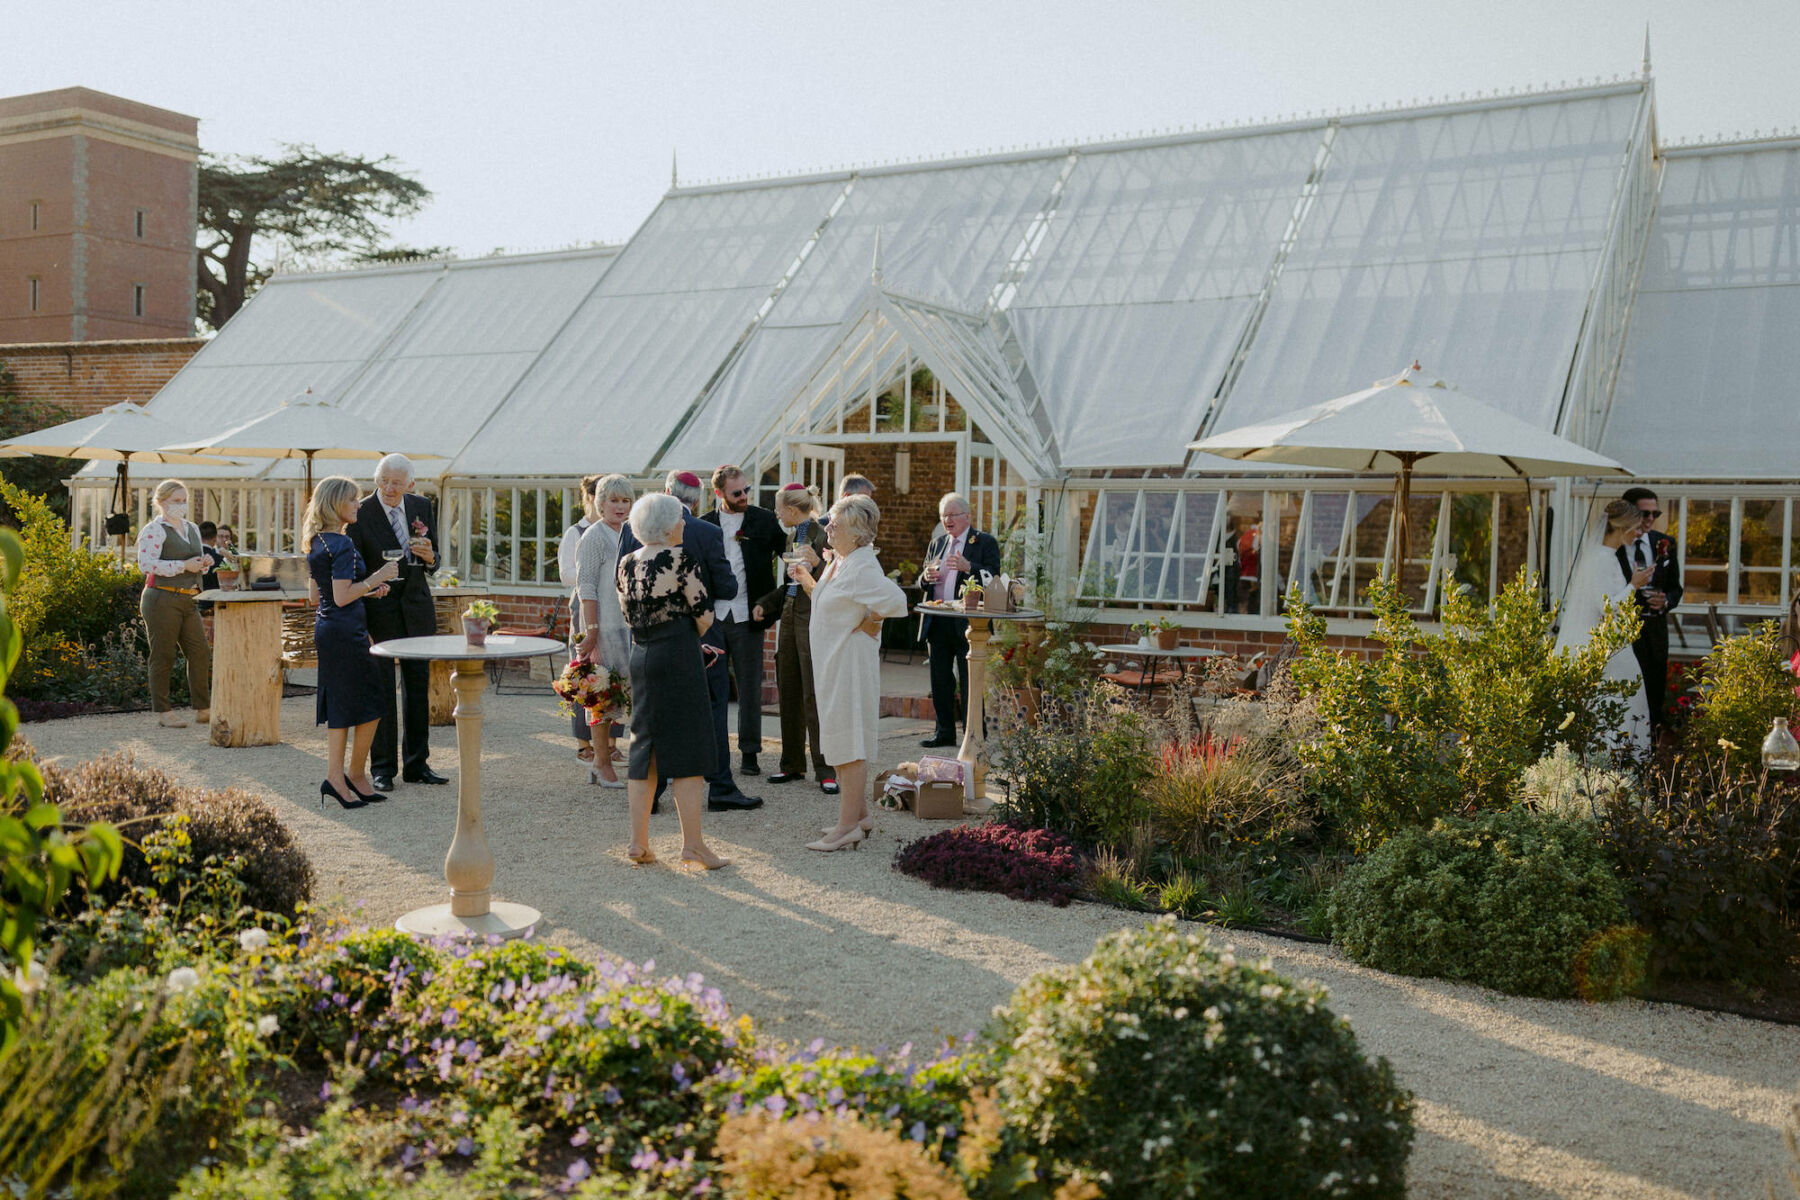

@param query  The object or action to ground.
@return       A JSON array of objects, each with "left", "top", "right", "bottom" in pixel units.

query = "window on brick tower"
[
  {"left": 29, "top": 202, "right": 39, "bottom": 231},
  {"left": 134, "top": 209, "right": 147, "bottom": 238},
  {"left": 132, "top": 284, "right": 145, "bottom": 317},
  {"left": 29, "top": 277, "right": 40, "bottom": 312}
]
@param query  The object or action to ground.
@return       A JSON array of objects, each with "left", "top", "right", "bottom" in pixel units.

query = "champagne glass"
[{"left": 382, "top": 548, "right": 404, "bottom": 582}]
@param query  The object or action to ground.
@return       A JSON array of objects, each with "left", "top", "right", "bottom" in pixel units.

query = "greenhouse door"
[{"left": 781, "top": 442, "right": 844, "bottom": 501}]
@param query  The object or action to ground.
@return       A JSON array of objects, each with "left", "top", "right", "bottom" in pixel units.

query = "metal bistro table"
[
  {"left": 1097, "top": 643, "right": 1222, "bottom": 694},
  {"left": 914, "top": 603, "right": 1044, "bottom": 811},
  {"left": 372, "top": 633, "right": 565, "bottom": 940}
]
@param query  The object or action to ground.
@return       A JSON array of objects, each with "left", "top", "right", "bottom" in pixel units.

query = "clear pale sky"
[{"left": 15, "top": 0, "right": 1800, "bottom": 256}]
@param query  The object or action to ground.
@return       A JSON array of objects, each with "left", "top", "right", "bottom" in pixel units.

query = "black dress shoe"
[
  {"left": 371, "top": 774, "right": 395, "bottom": 792},
  {"left": 404, "top": 767, "right": 450, "bottom": 785},
  {"left": 820, "top": 777, "right": 840, "bottom": 795},
  {"left": 707, "top": 791, "right": 764, "bottom": 812},
  {"left": 740, "top": 754, "right": 760, "bottom": 776},
  {"left": 767, "top": 771, "right": 805, "bottom": 784},
  {"left": 920, "top": 735, "right": 958, "bottom": 749}
]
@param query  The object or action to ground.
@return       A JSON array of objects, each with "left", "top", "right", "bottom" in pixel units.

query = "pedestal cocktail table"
[
  {"left": 372, "top": 633, "right": 565, "bottom": 940},
  {"left": 194, "top": 587, "right": 310, "bottom": 747},
  {"left": 914, "top": 604, "right": 1044, "bottom": 811}
]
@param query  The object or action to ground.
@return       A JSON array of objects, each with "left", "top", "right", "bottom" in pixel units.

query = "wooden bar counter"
[{"left": 193, "top": 588, "right": 308, "bottom": 747}]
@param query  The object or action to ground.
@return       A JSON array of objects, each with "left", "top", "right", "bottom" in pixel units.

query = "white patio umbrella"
[
  {"left": 0, "top": 402, "right": 242, "bottom": 561},
  {"left": 163, "top": 389, "right": 446, "bottom": 498},
  {"left": 1189, "top": 363, "right": 1630, "bottom": 584}
]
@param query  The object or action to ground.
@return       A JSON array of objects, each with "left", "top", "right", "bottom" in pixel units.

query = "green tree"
[
  {"left": 0, "top": 364, "right": 80, "bottom": 522},
  {"left": 196, "top": 145, "right": 431, "bottom": 329}
]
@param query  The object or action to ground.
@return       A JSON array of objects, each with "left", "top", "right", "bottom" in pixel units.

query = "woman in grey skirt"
[
  {"left": 576, "top": 474, "right": 635, "bottom": 787},
  {"left": 614, "top": 492, "right": 728, "bottom": 871}
]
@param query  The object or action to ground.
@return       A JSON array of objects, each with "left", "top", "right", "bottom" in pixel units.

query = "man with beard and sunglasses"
[{"left": 703, "top": 466, "right": 787, "bottom": 780}]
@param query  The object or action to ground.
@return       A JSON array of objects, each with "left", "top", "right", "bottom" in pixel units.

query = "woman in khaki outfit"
[{"left": 135, "top": 479, "right": 212, "bottom": 727}]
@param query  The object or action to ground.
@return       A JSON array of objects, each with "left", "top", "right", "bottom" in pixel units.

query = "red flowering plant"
[{"left": 1663, "top": 659, "right": 1702, "bottom": 735}]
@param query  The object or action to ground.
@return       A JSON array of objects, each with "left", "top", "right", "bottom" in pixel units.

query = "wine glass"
[{"left": 382, "top": 548, "right": 404, "bottom": 582}]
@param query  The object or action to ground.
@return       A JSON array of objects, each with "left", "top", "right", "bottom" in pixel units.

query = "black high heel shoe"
[
  {"left": 348, "top": 779, "right": 386, "bottom": 803},
  {"left": 320, "top": 780, "right": 368, "bottom": 810}
]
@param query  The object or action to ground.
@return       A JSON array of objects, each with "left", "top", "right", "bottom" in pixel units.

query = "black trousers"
[
  {"left": 925, "top": 617, "right": 971, "bottom": 739},
  {"left": 702, "top": 620, "right": 734, "bottom": 796},
  {"left": 371, "top": 656, "right": 431, "bottom": 777},
  {"left": 1631, "top": 616, "right": 1670, "bottom": 730}
]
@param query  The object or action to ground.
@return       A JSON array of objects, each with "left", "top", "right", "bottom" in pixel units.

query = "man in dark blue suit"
[
  {"left": 918, "top": 492, "right": 1003, "bottom": 749},
  {"left": 618, "top": 470, "right": 762, "bottom": 811}
]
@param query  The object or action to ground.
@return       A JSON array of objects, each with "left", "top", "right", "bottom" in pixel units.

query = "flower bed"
[{"left": 893, "top": 822, "right": 1087, "bottom": 907}]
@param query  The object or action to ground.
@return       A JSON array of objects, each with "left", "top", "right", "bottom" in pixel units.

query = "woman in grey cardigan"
[{"left": 575, "top": 474, "right": 636, "bottom": 787}]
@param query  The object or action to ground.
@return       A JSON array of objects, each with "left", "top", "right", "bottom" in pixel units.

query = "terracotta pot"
[
  {"left": 962, "top": 592, "right": 982, "bottom": 612},
  {"left": 1154, "top": 628, "right": 1180, "bottom": 651},
  {"left": 216, "top": 570, "right": 239, "bottom": 592},
  {"left": 462, "top": 617, "right": 490, "bottom": 647}
]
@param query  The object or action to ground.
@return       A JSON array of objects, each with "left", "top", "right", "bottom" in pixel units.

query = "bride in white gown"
[{"left": 1554, "top": 499, "right": 1654, "bottom": 753}]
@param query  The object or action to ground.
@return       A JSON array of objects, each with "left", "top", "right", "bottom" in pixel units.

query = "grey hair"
[
  {"left": 664, "top": 470, "right": 702, "bottom": 510},
  {"left": 374, "top": 452, "right": 415, "bottom": 484},
  {"left": 827, "top": 494, "right": 880, "bottom": 548},
  {"left": 839, "top": 473, "right": 875, "bottom": 498},
  {"left": 596, "top": 474, "right": 635, "bottom": 505},
  {"left": 938, "top": 491, "right": 970, "bottom": 516},
  {"left": 630, "top": 492, "right": 685, "bottom": 546}
]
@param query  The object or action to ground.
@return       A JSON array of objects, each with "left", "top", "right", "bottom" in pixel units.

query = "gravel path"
[{"left": 24, "top": 692, "right": 1800, "bottom": 1199}]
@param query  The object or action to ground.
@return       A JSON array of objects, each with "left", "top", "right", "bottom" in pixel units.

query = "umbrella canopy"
[
  {"left": 1190, "top": 363, "right": 1631, "bottom": 584},
  {"left": 0, "top": 402, "right": 242, "bottom": 560},
  {"left": 163, "top": 390, "right": 447, "bottom": 496}
]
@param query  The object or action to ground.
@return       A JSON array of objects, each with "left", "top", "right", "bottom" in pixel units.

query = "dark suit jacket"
[
  {"left": 919, "top": 528, "right": 1003, "bottom": 635},
  {"left": 618, "top": 510, "right": 735, "bottom": 608},
  {"left": 703, "top": 505, "right": 785, "bottom": 630},
  {"left": 1613, "top": 529, "right": 1683, "bottom": 624},
  {"left": 347, "top": 493, "right": 440, "bottom": 639},
  {"left": 753, "top": 517, "right": 829, "bottom": 621}
]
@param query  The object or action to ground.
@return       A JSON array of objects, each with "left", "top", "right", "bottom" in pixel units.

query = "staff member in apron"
[{"left": 136, "top": 479, "right": 212, "bottom": 728}]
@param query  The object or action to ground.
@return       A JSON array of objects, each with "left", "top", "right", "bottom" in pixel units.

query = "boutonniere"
[
  {"left": 733, "top": 529, "right": 748, "bottom": 543},
  {"left": 411, "top": 517, "right": 428, "bottom": 538}
]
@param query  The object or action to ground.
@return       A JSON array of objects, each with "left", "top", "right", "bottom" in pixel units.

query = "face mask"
[{"left": 163, "top": 502, "right": 187, "bottom": 521}]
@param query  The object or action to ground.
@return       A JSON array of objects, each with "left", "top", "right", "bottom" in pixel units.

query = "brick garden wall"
[{"left": 1, "top": 337, "right": 203, "bottom": 418}]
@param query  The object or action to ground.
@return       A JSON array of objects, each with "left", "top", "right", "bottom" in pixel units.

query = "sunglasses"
[
  {"left": 1639, "top": 508, "right": 1662, "bottom": 520},
  {"left": 725, "top": 487, "right": 750, "bottom": 499}
]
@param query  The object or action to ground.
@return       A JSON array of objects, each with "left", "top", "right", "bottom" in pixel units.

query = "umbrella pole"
[
  {"left": 116, "top": 460, "right": 129, "bottom": 565},
  {"left": 1393, "top": 453, "right": 1420, "bottom": 594},
  {"left": 305, "top": 453, "right": 315, "bottom": 503}
]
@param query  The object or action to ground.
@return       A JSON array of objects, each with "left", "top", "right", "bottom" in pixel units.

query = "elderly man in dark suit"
[
  {"left": 702, "top": 465, "right": 786, "bottom": 777},
  {"left": 348, "top": 453, "right": 446, "bottom": 792},
  {"left": 619, "top": 470, "right": 761, "bottom": 811},
  {"left": 1619, "top": 485, "right": 1684, "bottom": 732},
  {"left": 918, "top": 492, "right": 1002, "bottom": 749}
]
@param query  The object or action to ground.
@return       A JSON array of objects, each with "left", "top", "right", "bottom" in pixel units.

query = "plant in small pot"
[
  {"left": 461, "top": 598, "right": 499, "bottom": 647},
  {"left": 960, "top": 581, "right": 984, "bottom": 612},
  {"left": 1132, "top": 616, "right": 1180, "bottom": 650},
  {"left": 215, "top": 553, "right": 240, "bottom": 591}
]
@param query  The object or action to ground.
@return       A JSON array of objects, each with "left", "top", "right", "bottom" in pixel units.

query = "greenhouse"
[{"left": 80, "top": 74, "right": 1799, "bottom": 643}]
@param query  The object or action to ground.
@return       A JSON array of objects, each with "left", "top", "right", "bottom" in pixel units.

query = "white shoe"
[
  {"left": 588, "top": 764, "right": 625, "bottom": 789},
  {"left": 158, "top": 711, "right": 188, "bottom": 728},
  {"left": 195, "top": 709, "right": 211, "bottom": 725}
]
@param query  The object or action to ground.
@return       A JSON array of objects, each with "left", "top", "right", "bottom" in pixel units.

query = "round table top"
[
  {"left": 912, "top": 604, "right": 1046, "bottom": 622},
  {"left": 1097, "top": 643, "right": 1222, "bottom": 658},
  {"left": 196, "top": 584, "right": 491, "bottom": 604},
  {"left": 371, "top": 634, "right": 566, "bottom": 662}
]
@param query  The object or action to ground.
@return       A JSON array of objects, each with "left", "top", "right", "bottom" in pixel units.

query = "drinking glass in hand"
[{"left": 383, "top": 549, "right": 405, "bottom": 565}]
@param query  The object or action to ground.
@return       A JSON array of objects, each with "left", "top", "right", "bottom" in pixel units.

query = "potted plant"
[
  {"left": 461, "top": 599, "right": 499, "bottom": 647},
  {"left": 1132, "top": 616, "right": 1180, "bottom": 651},
  {"left": 960, "top": 581, "right": 984, "bottom": 612},
  {"left": 215, "top": 553, "right": 240, "bottom": 591}
]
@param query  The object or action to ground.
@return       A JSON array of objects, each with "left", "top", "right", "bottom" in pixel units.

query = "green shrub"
[
  {"left": 1147, "top": 733, "right": 1308, "bottom": 858},
  {"left": 41, "top": 752, "right": 313, "bottom": 917},
  {"left": 1517, "top": 744, "right": 1639, "bottom": 820},
  {"left": 0, "top": 371, "right": 79, "bottom": 521},
  {"left": 990, "top": 692, "right": 1153, "bottom": 848},
  {"left": 1327, "top": 807, "right": 1645, "bottom": 999},
  {"left": 1682, "top": 620, "right": 1799, "bottom": 775},
  {"left": 990, "top": 917, "right": 1413, "bottom": 1199},
  {"left": 717, "top": 1109, "right": 969, "bottom": 1199},
  {"left": 0, "top": 480, "right": 141, "bottom": 691},
  {"left": 1288, "top": 572, "right": 1639, "bottom": 850},
  {"left": 1598, "top": 765, "right": 1800, "bottom": 985}
]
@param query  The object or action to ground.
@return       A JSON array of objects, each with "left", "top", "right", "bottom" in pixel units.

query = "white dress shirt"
[{"left": 715, "top": 509, "right": 751, "bottom": 622}]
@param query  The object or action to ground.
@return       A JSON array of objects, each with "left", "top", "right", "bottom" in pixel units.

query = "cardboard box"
[
  {"left": 914, "top": 780, "right": 964, "bottom": 819},
  {"left": 872, "top": 768, "right": 914, "bottom": 811}
]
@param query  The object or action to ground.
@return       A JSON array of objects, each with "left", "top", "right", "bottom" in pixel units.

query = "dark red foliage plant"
[{"left": 893, "top": 821, "right": 1087, "bottom": 906}]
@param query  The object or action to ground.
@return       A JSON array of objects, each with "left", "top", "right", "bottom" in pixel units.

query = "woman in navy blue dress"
[{"left": 304, "top": 476, "right": 400, "bottom": 809}]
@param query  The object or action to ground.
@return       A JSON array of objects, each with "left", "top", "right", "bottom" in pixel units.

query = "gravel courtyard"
[{"left": 25, "top": 689, "right": 1800, "bottom": 1200}]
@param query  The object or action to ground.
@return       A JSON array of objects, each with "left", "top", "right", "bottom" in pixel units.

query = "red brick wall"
[{"left": 1, "top": 337, "right": 203, "bottom": 417}]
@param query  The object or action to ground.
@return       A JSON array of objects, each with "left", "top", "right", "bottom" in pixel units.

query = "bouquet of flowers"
[{"left": 553, "top": 658, "right": 630, "bottom": 722}]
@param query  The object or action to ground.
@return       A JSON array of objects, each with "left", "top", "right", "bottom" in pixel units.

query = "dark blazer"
[
  {"left": 918, "top": 528, "right": 1003, "bottom": 634},
  {"left": 348, "top": 493, "right": 440, "bottom": 639},
  {"left": 703, "top": 504, "right": 785, "bottom": 630},
  {"left": 618, "top": 510, "right": 736, "bottom": 607},
  {"left": 1613, "top": 529, "right": 1683, "bottom": 620},
  {"left": 753, "top": 517, "right": 829, "bottom": 621}
]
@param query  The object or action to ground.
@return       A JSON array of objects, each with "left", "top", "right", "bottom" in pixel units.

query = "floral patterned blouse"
[{"left": 616, "top": 546, "right": 711, "bottom": 631}]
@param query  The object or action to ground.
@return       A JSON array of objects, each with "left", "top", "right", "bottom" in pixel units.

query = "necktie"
[
  {"left": 1633, "top": 539, "right": 1647, "bottom": 570},
  {"left": 389, "top": 505, "right": 409, "bottom": 563}
]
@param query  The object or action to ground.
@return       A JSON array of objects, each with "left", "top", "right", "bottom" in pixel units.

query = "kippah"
[
  {"left": 674, "top": 471, "right": 702, "bottom": 489},
  {"left": 780, "top": 482, "right": 807, "bottom": 491}
]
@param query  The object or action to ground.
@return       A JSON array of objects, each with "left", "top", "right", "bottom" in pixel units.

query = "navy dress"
[
  {"left": 617, "top": 546, "right": 715, "bottom": 781},
  {"left": 308, "top": 532, "right": 385, "bottom": 730}
]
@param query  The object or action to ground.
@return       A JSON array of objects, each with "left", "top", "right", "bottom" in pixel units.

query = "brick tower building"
[{"left": 0, "top": 87, "right": 199, "bottom": 343}]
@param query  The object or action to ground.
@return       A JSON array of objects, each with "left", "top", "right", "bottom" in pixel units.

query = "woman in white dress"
[
  {"left": 576, "top": 474, "right": 636, "bottom": 787},
  {"left": 788, "top": 495, "right": 909, "bottom": 851},
  {"left": 1554, "top": 498, "right": 1654, "bottom": 754}
]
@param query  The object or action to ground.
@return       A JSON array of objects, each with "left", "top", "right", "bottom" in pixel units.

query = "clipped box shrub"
[
  {"left": 894, "top": 822, "right": 1086, "bottom": 906},
  {"left": 39, "top": 751, "right": 314, "bottom": 917},
  {"left": 716, "top": 1109, "right": 968, "bottom": 1199},
  {"left": 990, "top": 917, "right": 1413, "bottom": 1199},
  {"left": 1328, "top": 806, "right": 1645, "bottom": 1000}
]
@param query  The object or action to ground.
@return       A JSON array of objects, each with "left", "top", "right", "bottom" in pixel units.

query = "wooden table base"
[{"left": 209, "top": 601, "right": 283, "bottom": 747}]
